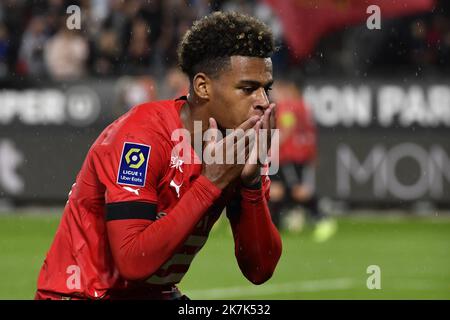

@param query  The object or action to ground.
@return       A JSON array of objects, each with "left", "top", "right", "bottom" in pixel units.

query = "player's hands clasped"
[
  {"left": 201, "top": 115, "right": 261, "bottom": 190},
  {"left": 240, "top": 103, "right": 276, "bottom": 187}
]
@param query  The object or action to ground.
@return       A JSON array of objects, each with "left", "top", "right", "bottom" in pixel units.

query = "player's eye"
[
  {"left": 241, "top": 87, "right": 256, "bottom": 94},
  {"left": 265, "top": 87, "right": 273, "bottom": 95}
]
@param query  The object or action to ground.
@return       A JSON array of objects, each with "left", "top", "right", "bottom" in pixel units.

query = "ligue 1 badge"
[{"left": 117, "top": 142, "right": 151, "bottom": 187}]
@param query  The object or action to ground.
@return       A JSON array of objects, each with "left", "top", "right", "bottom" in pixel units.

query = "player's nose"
[{"left": 254, "top": 88, "right": 270, "bottom": 112}]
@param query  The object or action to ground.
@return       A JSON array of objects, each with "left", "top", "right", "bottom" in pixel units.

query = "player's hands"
[
  {"left": 202, "top": 116, "right": 260, "bottom": 189},
  {"left": 240, "top": 103, "right": 276, "bottom": 187}
]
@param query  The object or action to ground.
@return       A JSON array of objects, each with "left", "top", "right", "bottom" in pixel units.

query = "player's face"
[{"left": 209, "top": 56, "right": 273, "bottom": 129}]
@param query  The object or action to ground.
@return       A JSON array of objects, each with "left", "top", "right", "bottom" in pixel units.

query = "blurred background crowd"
[{"left": 0, "top": 0, "right": 449, "bottom": 82}]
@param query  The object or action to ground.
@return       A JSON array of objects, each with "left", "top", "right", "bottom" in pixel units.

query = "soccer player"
[
  {"left": 35, "top": 12, "right": 282, "bottom": 300},
  {"left": 269, "top": 80, "right": 336, "bottom": 241}
]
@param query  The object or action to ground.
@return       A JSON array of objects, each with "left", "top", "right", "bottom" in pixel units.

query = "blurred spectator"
[
  {"left": 141, "top": 0, "right": 173, "bottom": 51},
  {"left": 443, "top": 28, "right": 450, "bottom": 66},
  {"left": 114, "top": 75, "right": 158, "bottom": 117},
  {"left": 161, "top": 0, "right": 197, "bottom": 73},
  {"left": 123, "top": 18, "right": 151, "bottom": 74},
  {"left": 409, "top": 19, "right": 433, "bottom": 65},
  {"left": 1, "top": 0, "right": 27, "bottom": 76},
  {"left": 41, "top": 0, "right": 68, "bottom": 35},
  {"left": 92, "top": 29, "right": 121, "bottom": 76},
  {"left": 428, "top": 14, "right": 450, "bottom": 67},
  {"left": 18, "top": 16, "right": 49, "bottom": 76},
  {"left": 102, "top": 0, "right": 128, "bottom": 40},
  {"left": 0, "top": 23, "right": 9, "bottom": 77},
  {"left": 161, "top": 66, "right": 190, "bottom": 99},
  {"left": 80, "top": 0, "right": 108, "bottom": 38},
  {"left": 44, "top": 23, "right": 89, "bottom": 80}
]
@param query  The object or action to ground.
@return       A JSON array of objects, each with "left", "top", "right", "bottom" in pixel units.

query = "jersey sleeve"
[
  {"left": 224, "top": 165, "right": 281, "bottom": 285},
  {"left": 92, "top": 127, "right": 170, "bottom": 206}
]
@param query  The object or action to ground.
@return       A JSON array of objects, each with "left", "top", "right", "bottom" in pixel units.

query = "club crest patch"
[{"left": 117, "top": 142, "right": 151, "bottom": 187}]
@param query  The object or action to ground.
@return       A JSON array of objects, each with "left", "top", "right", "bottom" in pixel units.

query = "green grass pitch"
[{"left": 0, "top": 212, "right": 449, "bottom": 299}]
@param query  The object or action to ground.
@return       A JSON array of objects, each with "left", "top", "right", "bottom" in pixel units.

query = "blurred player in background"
[
  {"left": 35, "top": 12, "right": 281, "bottom": 300},
  {"left": 269, "top": 80, "right": 337, "bottom": 242}
]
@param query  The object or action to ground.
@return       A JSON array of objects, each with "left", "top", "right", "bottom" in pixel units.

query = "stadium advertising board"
[{"left": 304, "top": 80, "right": 450, "bottom": 206}]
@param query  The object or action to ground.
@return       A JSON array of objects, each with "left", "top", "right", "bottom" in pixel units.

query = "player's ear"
[{"left": 192, "top": 73, "right": 211, "bottom": 100}]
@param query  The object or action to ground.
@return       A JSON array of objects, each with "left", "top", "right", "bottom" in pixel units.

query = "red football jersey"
[
  {"left": 276, "top": 99, "right": 317, "bottom": 164},
  {"left": 36, "top": 97, "right": 277, "bottom": 300}
]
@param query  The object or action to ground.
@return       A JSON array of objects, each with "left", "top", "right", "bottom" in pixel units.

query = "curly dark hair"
[{"left": 178, "top": 11, "right": 274, "bottom": 79}]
